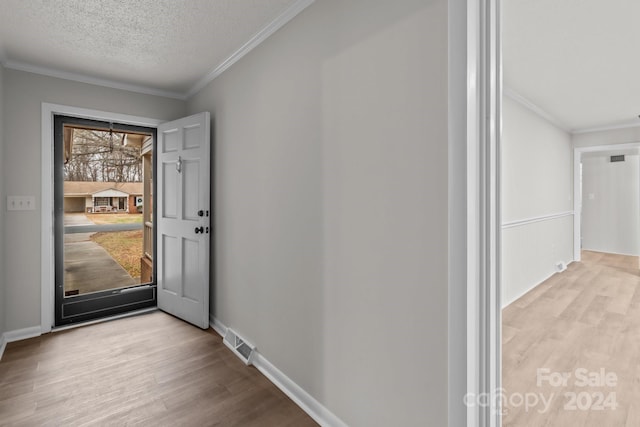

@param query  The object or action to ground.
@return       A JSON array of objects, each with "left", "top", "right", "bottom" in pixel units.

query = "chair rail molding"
[{"left": 502, "top": 211, "right": 574, "bottom": 229}]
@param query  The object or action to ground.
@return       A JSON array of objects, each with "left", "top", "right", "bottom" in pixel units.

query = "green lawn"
[{"left": 90, "top": 230, "right": 143, "bottom": 279}]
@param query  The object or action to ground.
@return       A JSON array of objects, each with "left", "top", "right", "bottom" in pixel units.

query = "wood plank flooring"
[
  {"left": 503, "top": 250, "right": 640, "bottom": 426},
  {"left": 0, "top": 311, "right": 318, "bottom": 426}
]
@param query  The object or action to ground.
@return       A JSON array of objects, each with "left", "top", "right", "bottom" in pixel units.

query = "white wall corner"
[
  {"left": 209, "top": 314, "right": 228, "bottom": 337},
  {"left": 185, "top": 0, "right": 315, "bottom": 98},
  {"left": 3, "top": 326, "right": 41, "bottom": 344},
  {"left": 209, "top": 316, "right": 347, "bottom": 427},
  {"left": 0, "top": 334, "right": 7, "bottom": 361}
]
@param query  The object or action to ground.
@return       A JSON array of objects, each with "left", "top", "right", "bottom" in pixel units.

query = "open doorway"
[
  {"left": 499, "top": 0, "right": 640, "bottom": 424},
  {"left": 54, "top": 115, "right": 156, "bottom": 326},
  {"left": 579, "top": 148, "right": 640, "bottom": 266}
]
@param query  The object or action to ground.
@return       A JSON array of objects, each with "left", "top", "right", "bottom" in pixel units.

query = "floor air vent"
[{"left": 223, "top": 328, "right": 255, "bottom": 365}]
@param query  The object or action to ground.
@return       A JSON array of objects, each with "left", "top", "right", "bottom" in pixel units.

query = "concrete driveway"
[
  {"left": 63, "top": 213, "right": 138, "bottom": 295},
  {"left": 64, "top": 213, "right": 142, "bottom": 233},
  {"left": 64, "top": 213, "right": 94, "bottom": 226}
]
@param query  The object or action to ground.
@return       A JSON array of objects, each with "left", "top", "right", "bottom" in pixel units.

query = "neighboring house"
[{"left": 64, "top": 181, "right": 143, "bottom": 213}]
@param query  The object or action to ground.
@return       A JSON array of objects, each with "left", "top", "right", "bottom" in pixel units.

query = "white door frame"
[
  {"left": 40, "top": 103, "right": 163, "bottom": 333},
  {"left": 573, "top": 142, "right": 640, "bottom": 262},
  {"left": 460, "top": 0, "right": 502, "bottom": 425}
]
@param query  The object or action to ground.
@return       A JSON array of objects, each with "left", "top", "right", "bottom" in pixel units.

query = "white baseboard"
[
  {"left": 209, "top": 315, "right": 347, "bottom": 427},
  {"left": 4, "top": 325, "right": 42, "bottom": 342},
  {"left": 0, "top": 325, "right": 42, "bottom": 361},
  {"left": 253, "top": 352, "right": 349, "bottom": 427},
  {"left": 0, "top": 334, "right": 6, "bottom": 361},
  {"left": 502, "top": 260, "right": 576, "bottom": 308},
  {"left": 209, "top": 314, "right": 227, "bottom": 337}
]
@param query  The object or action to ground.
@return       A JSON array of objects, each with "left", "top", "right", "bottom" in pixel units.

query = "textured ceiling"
[
  {"left": 503, "top": 0, "right": 640, "bottom": 132},
  {"left": 0, "top": 0, "right": 304, "bottom": 97}
]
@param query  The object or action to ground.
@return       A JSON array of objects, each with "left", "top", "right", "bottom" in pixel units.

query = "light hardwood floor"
[
  {"left": 503, "top": 250, "right": 640, "bottom": 426},
  {"left": 0, "top": 311, "right": 318, "bottom": 426}
]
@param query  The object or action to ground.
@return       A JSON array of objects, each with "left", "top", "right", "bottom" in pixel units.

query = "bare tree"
[{"left": 64, "top": 129, "right": 142, "bottom": 182}]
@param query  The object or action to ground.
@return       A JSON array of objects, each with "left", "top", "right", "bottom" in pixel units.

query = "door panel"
[
  {"left": 162, "top": 163, "right": 179, "bottom": 218},
  {"left": 157, "top": 112, "right": 210, "bottom": 329},
  {"left": 182, "top": 161, "right": 200, "bottom": 220}
]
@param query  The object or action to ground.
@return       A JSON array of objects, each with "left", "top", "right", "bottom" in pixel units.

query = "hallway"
[{"left": 503, "top": 251, "right": 640, "bottom": 426}]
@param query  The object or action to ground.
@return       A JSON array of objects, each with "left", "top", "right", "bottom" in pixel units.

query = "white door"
[{"left": 157, "top": 112, "right": 210, "bottom": 329}]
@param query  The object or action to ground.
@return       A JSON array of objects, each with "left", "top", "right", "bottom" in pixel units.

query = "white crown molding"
[
  {"left": 571, "top": 120, "right": 640, "bottom": 135},
  {"left": 185, "top": 0, "right": 315, "bottom": 98},
  {"left": 504, "top": 87, "right": 640, "bottom": 135},
  {"left": 503, "top": 86, "right": 571, "bottom": 133},
  {"left": 209, "top": 315, "right": 347, "bottom": 427},
  {"left": 3, "top": 60, "right": 186, "bottom": 100},
  {"left": 1, "top": 0, "right": 314, "bottom": 101}
]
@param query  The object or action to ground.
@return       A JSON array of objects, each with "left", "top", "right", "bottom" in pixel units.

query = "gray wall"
[
  {"left": 2, "top": 69, "right": 186, "bottom": 331},
  {"left": 448, "top": 0, "right": 468, "bottom": 423},
  {"left": 0, "top": 63, "right": 5, "bottom": 337},
  {"left": 501, "top": 96, "right": 574, "bottom": 306},
  {"left": 187, "top": 0, "right": 448, "bottom": 425}
]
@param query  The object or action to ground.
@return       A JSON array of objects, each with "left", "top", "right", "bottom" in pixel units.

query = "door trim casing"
[
  {"left": 41, "top": 103, "right": 163, "bottom": 333},
  {"left": 52, "top": 115, "right": 158, "bottom": 326},
  {"left": 464, "top": 0, "right": 502, "bottom": 425}
]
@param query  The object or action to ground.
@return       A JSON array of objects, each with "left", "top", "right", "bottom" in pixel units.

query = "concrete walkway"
[
  {"left": 64, "top": 213, "right": 94, "bottom": 226},
  {"left": 63, "top": 214, "right": 137, "bottom": 295}
]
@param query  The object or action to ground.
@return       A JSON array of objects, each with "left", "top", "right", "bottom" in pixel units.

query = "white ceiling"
[
  {"left": 3, "top": 0, "right": 630, "bottom": 128},
  {"left": 503, "top": 0, "right": 640, "bottom": 133},
  {"left": 0, "top": 0, "right": 311, "bottom": 99}
]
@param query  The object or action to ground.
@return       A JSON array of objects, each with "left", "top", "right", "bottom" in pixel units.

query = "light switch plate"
[{"left": 7, "top": 196, "right": 36, "bottom": 211}]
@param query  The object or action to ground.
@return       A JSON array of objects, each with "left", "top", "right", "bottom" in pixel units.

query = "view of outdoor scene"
[{"left": 63, "top": 126, "right": 153, "bottom": 296}]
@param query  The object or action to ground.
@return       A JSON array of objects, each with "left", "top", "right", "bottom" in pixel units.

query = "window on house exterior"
[{"left": 94, "top": 197, "right": 110, "bottom": 206}]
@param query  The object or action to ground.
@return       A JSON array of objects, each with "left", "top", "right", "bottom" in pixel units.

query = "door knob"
[
  {"left": 195, "top": 226, "right": 204, "bottom": 234},
  {"left": 198, "top": 210, "right": 204, "bottom": 217}
]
